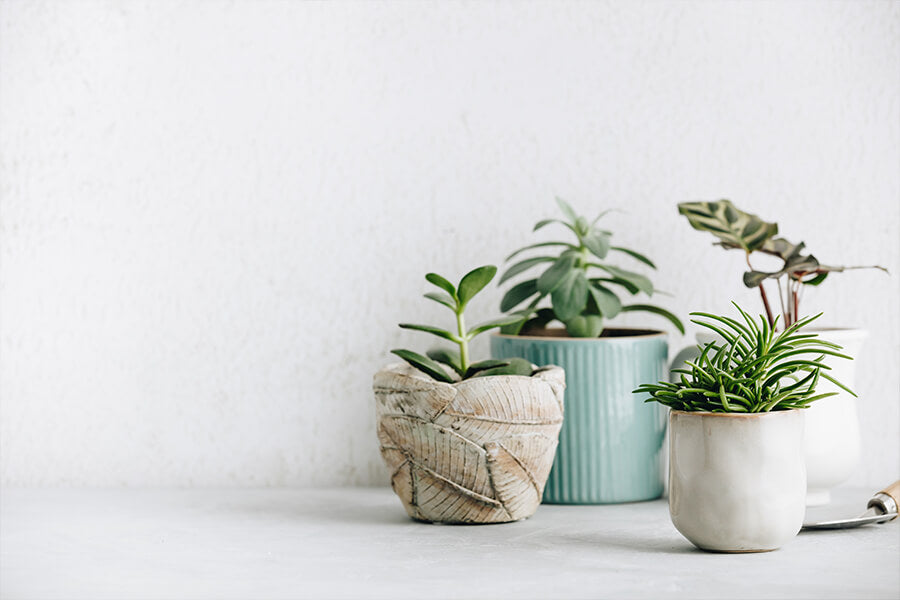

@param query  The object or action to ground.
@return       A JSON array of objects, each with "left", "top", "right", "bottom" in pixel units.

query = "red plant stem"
[
  {"left": 746, "top": 252, "right": 775, "bottom": 328},
  {"left": 759, "top": 283, "right": 776, "bottom": 328}
]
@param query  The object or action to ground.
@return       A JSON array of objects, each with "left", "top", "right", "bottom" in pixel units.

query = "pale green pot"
[{"left": 491, "top": 329, "right": 668, "bottom": 504}]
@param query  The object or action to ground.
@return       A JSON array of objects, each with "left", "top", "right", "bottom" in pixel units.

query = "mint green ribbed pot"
[{"left": 491, "top": 330, "right": 668, "bottom": 504}]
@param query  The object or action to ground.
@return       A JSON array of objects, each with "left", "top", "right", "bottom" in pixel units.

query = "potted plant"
[
  {"left": 373, "top": 265, "right": 566, "bottom": 524},
  {"left": 491, "top": 199, "right": 684, "bottom": 504},
  {"left": 635, "top": 303, "right": 855, "bottom": 552},
  {"left": 677, "top": 200, "right": 887, "bottom": 504}
]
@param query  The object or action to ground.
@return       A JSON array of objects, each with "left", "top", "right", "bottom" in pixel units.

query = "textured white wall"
[{"left": 1, "top": 1, "right": 897, "bottom": 487}]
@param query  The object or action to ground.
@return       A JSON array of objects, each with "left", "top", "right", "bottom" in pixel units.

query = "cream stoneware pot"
[
  {"left": 373, "top": 362, "right": 565, "bottom": 524},
  {"left": 671, "top": 327, "right": 865, "bottom": 506},
  {"left": 668, "top": 410, "right": 806, "bottom": 553}
]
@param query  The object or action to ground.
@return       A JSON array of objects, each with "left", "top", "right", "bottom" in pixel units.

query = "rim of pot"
[
  {"left": 493, "top": 327, "right": 667, "bottom": 341},
  {"left": 670, "top": 409, "right": 804, "bottom": 418}
]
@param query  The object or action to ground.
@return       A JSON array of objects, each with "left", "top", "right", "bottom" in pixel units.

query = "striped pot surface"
[{"left": 491, "top": 330, "right": 668, "bottom": 504}]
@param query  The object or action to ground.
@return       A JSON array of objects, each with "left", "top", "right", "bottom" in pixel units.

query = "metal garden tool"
[{"left": 802, "top": 481, "right": 900, "bottom": 530}]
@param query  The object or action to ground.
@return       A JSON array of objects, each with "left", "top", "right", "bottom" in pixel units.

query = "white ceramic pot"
[
  {"left": 670, "top": 327, "right": 865, "bottom": 506},
  {"left": 668, "top": 410, "right": 806, "bottom": 553}
]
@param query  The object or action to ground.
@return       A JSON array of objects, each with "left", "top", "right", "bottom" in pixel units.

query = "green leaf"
[
  {"left": 621, "top": 304, "right": 685, "bottom": 334},
  {"left": 500, "top": 279, "right": 539, "bottom": 312},
  {"left": 391, "top": 349, "right": 455, "bottom": 383},
  {"left": 426, "top": 347, "right": 463, "bottom": 376},
  {"left": 398, "top": 323, "right": 460, "bottom": 342},
  {"left": 457, "top": 265, "right": 497, "bottom": 307},
  {"left": 425, "top": 273, "right": 457, "bottom": 300},
  {"left": 590, "top": 209, "right": 616, "bottom": 226},
  {"left": 551, "top": 270, "right": 589, "bottom": 321},
  {"left": 467, "top": 315, "right": 527, "bottom": 337},
  {"left": 499, "top": 256, "right": 556, "bottom": 285},
  {"left": 610, "top": 246, "right": 656, "bottom": 269},
  {"left": 589, "top": 283, "right": 622, "bottom": 318},
  {"left": 594, "top": 265, "right": 653, "bottom": 295},
  {"left": 555, "top": 196, "right": 578, "bottom": 222},
  {"left": 533, "top": 218, "right": 576, "bottom": 234},
  {"left": 678, "top": 200, "right": 778, "bottom": 252},
  {"left": 565, "top": 314, "right": 604, "bottom": 337},
  {"left": 575, "top": 216, "right": 590, "bottom": 236},
  {"left": 463, "top": 359, "right": 511, "bottom": 378},
  {"left": 505, "top": 241, "right": 574, "bottom": 262},
  {"left": 804, "top": 272, "right": 829, "bottom": 286},
  {"left": 471, "top": 357, "right": 534, "bottom": 378},
  {"left": 424, "top": 292, "right": 455, "bottom": 309},
  {"left": 582, "top": 231, "right": 611, "bottom": 260},
  {"left": 537, "top": 255, "right": 577, "bottom": 294},
  {"left": 594, "top": 276, "right": 640, "bottom": 295}
]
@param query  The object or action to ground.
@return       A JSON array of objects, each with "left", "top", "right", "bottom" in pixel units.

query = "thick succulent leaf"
[
  {"left": 537, "top": 255, "right": 577, "bottom": 294},
  {"left": 399, "top": 323, "right": 460, "bottom": 342},
  {"left": 508, "top": 307, "right": 558, "bottom": 335},
  {"left": 424, "top": 291, "right": 456, "bottom": 309},
  {"left": 582, "top": 230, "right": 611, "bottom": 260},
  {"left": 589, "top": 283, "right": 622, "bottom": 318},
  {"left": 594, "top": 276, "right": 640, "bottom": 295},
  {"left": 499, "top": 256, "right": 556, "bottom": 285},
  {"left": 505, "top": 241, "right": 574, "bottom": 262},
  {"left": 463, "top": 359, "right": 511, "bottom": 378},
  {"left": 390, "top": 349, "right": 455, "bottom": 383},
  {"left": 594, "top": 265, "right": 653, "bottom": 295},
  {"left": 620, "top": 304, "right": 685, "bottom": 334},
  {"left": 555, "top": 196, "right": 578, "bottom": 223},
  {"left": 574, "top": 216, "right": 590, "bottom": 236},
  {"left": 425, "top": 273, "right": 457, "bottom": 299},
  {"left": 427, "top": 347, "right": 463, "bottom": 376},
  {"left": 678, "top": 200, "right": 778, "bottom": 252},
  {"left": 610, "top": 246, "right": 656, "bottom": 269},
  {"left": 565, "top": 314, "right": 604, "bottom": 337},
  {"left": 471, "top": 357, "right": 534, "bottom": 378},
  {"left": 457, "top": 265, "right": 497, "bottom": 307},
  {"left": 551, "top": 270, "right": 589, "bottom": 322},
  {"left": 500, "top": 279, "right": 539, "bottom": 312},
  {"left": 467, "top": 315, "right": 528, "bottom": 337},
  {"left": 590, "top": 209, "right": 615, "bottom": 226},
  {"left": 533, "top": 218, "right": 576, "bottom": 234}
]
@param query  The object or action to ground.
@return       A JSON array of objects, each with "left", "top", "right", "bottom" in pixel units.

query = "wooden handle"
[{"left": 878, "top": 480, "right": 900, "bottom": 507}]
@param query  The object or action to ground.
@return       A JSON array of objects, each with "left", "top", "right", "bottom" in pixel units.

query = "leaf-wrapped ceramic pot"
[{"left": 374, "top": 363, "right": 565, "bottom": 523}]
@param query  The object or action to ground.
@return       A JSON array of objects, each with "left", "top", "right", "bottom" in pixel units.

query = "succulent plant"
[
  {"left": 678, "top": 200, "right": 887, "bottom": 328},
  {"left": 392, "top": 265, "right": 533, "bottom": 382},
  {"left": 634, "top": 303, "right": 854, "bottom": 413},
  {"left": 498, "top": 198, "right": 683, "bottom": 338}
]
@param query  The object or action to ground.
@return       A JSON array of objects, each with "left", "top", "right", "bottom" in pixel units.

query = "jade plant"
[
  {"left": 678, "top": 200, "right": 887, "bottom": 328},
  {"left": 634, "top": 302, "right": 854, "bottom": 413},
  {"left": 392, "top": 265, "right": 534, "bottom": 383},
  {"left": 499, "top": 198, "right": 683, "bottom": 337}
]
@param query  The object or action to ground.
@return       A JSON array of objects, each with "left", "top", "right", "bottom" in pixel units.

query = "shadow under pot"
[
  {"left": 491, "top": 328, "right": 668, "bottom": 504},
  {"left": 668, "top": 409, "right": 806, "bottom": 553},
  {"left": 373, "top": 363, "right": 565, "bottom": 524}
]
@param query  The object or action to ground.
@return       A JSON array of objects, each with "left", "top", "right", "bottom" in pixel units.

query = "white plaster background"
[{"left": 1, "top": 0, "right": 897, "bottom": 487}]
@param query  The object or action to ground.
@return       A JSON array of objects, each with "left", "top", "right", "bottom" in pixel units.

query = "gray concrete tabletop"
[{"left": 1, "top": 486, "right": 897, "bottom": 599}]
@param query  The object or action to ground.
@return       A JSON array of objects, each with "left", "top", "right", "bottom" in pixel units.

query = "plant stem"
[
  {"left": 456, "top": 309, "right": 469, "bottom": 373},
  {"left": 746, "top": 253, "right": 775, "bottom": 328}
]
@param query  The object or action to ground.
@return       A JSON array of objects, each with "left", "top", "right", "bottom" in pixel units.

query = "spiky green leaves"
[
  {"left": 499, "top": 198, "right": 683, "bottom": 337},
  {"left": 634, "top": 303, "right": 854, "bottom": 413},
  {"left": 393, "top": 265, "right": 536, "bottom": 382}
]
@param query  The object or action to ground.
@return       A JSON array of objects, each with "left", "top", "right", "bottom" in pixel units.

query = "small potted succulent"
[
  {"left": 373, "top": 265, "right": 566, "bottom": 524},
  {"left": 491, "top": 199, "right": 683, "bottom": 504},
  {"left": 677, "top": 200, "right": 887, "bottom": 505},
  {"left": 636, "top": 303, "right": 854, "bottom": 552}
]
